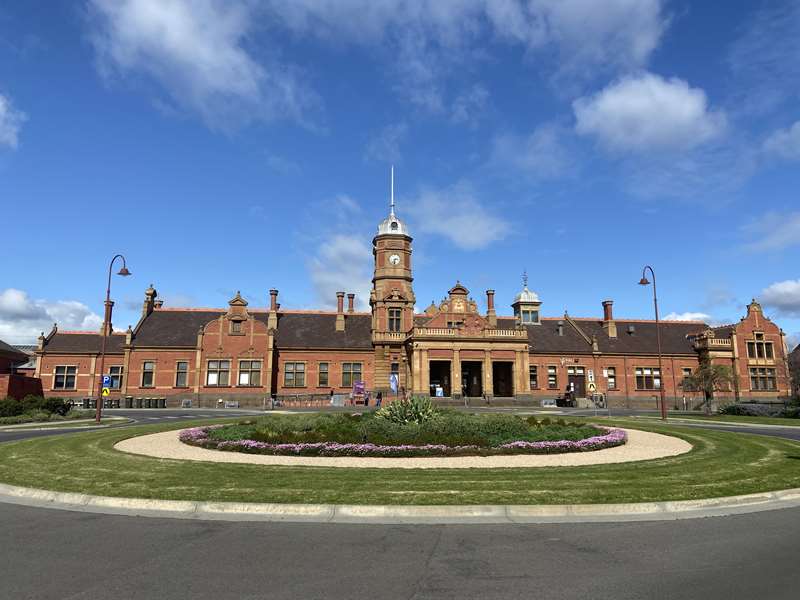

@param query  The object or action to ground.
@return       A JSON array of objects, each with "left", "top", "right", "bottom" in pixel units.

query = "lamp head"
[
  {"left": 117, "top": 266, "right": 132, "bottom": 277},
  {"left": 638, "top": 277, "right": 650, "bottom": 286}
]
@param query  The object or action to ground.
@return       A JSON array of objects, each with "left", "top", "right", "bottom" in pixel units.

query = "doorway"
[
  {"left": 461, "top": 361, "right": 483, "bottom": 397},
  {"left": 429, "top": 361, "right": 451, "bottom": 397},
  {"left": 492, "top": 362, "right": 514, "bottom": 397},
  {"left": 567, "top": 366, "right": 586, "bottom": 398}
]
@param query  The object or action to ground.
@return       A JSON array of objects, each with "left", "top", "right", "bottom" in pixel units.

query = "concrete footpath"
[{"left": 2, "top": 482, "right": 800, "bottom": 524}]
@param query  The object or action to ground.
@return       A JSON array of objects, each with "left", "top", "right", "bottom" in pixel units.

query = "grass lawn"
[
  {"left": 0, "top": 417, "right": 129, "bottom": 431},
  {"left": 633, "top": 414, "right": 800, "bottom": 427},
  {"left": 0, "top": 418, "right": 799, "bottom": 505}
]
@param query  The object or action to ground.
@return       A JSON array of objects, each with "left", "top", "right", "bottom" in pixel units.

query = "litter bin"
[
  {"left": 158, "top": 397, "right": 166, "bottom": 408},
  {"left": 135, "top": 397, "right": 143, "bottom": 408},
  {"left": 144, "top": 397, "right": 152, "bottom": 408},
  {"left": 82, "top": 398, "right": 90, "bottom": 409},
  {"left": 112, "top": 398, "right": 120, "bottom": 409},
  {"left": 125, "top": 396, "right": 133, "bottom": 408}
]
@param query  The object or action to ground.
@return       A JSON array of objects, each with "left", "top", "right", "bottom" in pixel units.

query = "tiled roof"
[
  {"left": 133, "top": 310, "right": 223, "bottom": 347},
  {"left": 493, "top": 317, "right": 705, "bottom": 355},
  {"left": 710, "top": 325, "right": 735, "bottom": 339},
  {"left": 44, "top": 333, "right": 126, "bottom": 354},
  {"left": 0, "top": 338, "right": 28, "bottom": 361},
  {"left": 272, "top": 313, "right": 372, "bottom": 349}
]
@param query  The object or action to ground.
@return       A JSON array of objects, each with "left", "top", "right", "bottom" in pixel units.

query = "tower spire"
[{"left": 390, "top": 165, "right": 395, "bottom": 217}]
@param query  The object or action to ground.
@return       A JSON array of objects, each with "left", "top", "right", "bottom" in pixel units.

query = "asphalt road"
[{"left": 2, "top": 501, "right": 799, "bottom": 600}]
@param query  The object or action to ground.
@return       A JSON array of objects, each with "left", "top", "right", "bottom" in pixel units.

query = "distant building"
[
  {"left": 0, "top": 338, "right": 42, "bottom": 399},
  {"left": 35, "top": 201, "right": 793, "bottom": 409}
]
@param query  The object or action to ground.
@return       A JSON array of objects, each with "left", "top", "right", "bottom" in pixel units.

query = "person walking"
[{"left": 376, "top": 391, "right": 382, "bottom": 408}]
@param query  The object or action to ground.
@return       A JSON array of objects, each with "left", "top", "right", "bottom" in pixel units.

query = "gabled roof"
[
  {"left": 43, "top": 332, "right": 126, "bottom": 354},
  {"left": 273, "top": 313, "right": 372, "bottom": 350},
  {"left": 133, "top": 310, "right": 222, "bottom": 347},
  {"left": 496, "top": 317, "right": 705, "bottom": 355}
]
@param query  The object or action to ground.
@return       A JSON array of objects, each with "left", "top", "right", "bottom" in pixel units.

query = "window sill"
[
  {"left": 236, "top": 385, "right": 264, "bottom": 388},
  {"left": 173, "top": 386, "right": 190, "bottom": 389}
]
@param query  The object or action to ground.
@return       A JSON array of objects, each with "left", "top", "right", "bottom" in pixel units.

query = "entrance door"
[
  {"left": 429, "top": 361, "right": 451, "bottom": 397},
  {"left": 567, "top": 366, "right": 586, "bottom": 397},
  {"left": 492, "top": 362, "right": 514, "bottom": 397},
  {"left": 461, "top": 362, "right": 483, "bottom": 397}
]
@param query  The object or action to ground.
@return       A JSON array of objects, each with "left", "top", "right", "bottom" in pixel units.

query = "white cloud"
[
  {"left": 87, "top": 0, "right": 314, "bottom": 129},
  {"left": 759, "top": 279, "right": 800, "bottom": 318},
  {"left": 662, "top": 311, "right": 711, "bottom": 322},
  {"left": 742, "top": 211, "right": 800, "bottom": 253},
  {"left": 265, "top": 153, "right": 301, "bottom": 174},
  {"left": 266, "top": 1, "right": 668, "bottom": 111},
  {"left": 763, "top": 121, "right": 800, "bottom": 161},
  {"left": 490, "top": 122, "right": 569, "bottom": 179},
  {"left": 573, "top": 72, "right": 727, "bottom": 152},
  {"left": 406, "top": 182, "right": 511, "bottom": 250},
  {"left": 364, "top": 122, "right": 408, "bottom": 163},
  {"left": 0, "top": 92, "right": 26, "bottom": 148},
  {"left": 0, "top": 288, "right": 103, "bottom": 344},
  {"left": 307, "top": 235, "right": 372, "bottom": 310}
]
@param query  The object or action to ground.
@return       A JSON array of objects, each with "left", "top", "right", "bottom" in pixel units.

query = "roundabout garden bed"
[{"left": 178, "top": 401, "right": 626, "bottom": 457}]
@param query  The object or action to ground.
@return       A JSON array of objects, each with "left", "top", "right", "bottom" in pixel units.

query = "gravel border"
[{"left": 114, "top": 427, "right": 692, "bottom": 469}]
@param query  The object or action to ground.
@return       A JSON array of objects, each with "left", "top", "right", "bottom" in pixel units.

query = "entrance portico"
[{"left": 407, "top": 283, "right": 531, "bottom": 401}]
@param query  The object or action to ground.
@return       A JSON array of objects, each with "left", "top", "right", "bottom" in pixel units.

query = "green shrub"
[
  {"left": 0, "top": 397, "right": 22, "bottom": 418},
  {"left": 375, "top": 396, "right": 439, "bottom": 425}
]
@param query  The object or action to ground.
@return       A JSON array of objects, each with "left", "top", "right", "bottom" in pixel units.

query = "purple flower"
[{"left": 179, "top": 425, "right": 627, "bottom": 458}]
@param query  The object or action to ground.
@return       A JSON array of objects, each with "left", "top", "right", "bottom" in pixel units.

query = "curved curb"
[{"left": 2, "top": 482, "right": 800, "bottom": 524}]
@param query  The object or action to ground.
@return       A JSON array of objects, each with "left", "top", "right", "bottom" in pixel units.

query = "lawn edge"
[{"left": 2, "top": 481, "right": 800, "bottom": 524}]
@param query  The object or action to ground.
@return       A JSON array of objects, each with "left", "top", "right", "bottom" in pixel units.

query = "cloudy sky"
[{"left": 0, "top": 1, "right": 798, "bottom": 347}]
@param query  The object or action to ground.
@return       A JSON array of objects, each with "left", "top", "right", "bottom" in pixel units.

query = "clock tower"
[{"left": 371, "top": 168, "right": 415, "bottom": 394}]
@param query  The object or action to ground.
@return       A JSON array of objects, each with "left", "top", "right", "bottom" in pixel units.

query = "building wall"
[
  {"left": 527, "top": 353, "right": 705, "bottom": 409},
  {"left": 0, "top": 374, "right": 43, "bottom": 400}
]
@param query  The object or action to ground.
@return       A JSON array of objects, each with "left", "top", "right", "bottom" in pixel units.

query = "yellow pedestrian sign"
[
  {"left": 587, "top": 382, "right": 597, "bottom": 393},
  {"left": 101, "top": 387, "right": 110, "bottom": 397}
]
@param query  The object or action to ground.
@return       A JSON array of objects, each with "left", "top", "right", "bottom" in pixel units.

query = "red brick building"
[
  {"left": 0, "top": 338, "right": 42, "bottom": 400},
  {"left": 34, "top": 205, "right": 794, "bottom": 409}
]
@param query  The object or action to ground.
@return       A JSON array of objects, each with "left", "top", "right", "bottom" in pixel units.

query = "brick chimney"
[
  {"left": 602, "top": 300, "right": 617, "bottom": 338},
  {"left": 486, "top": 289, "right": 497, "bottom": 327},
  {"left": 347, "top": 293, "right": 355, "bottom": 313},
  {"left": 268, "top": 289, "right": 278, "bottom": 330},
  {"left": 336, "top": 291, "right": 345, "bottom": 331},
  {"left": 142, "top": 284, "right": 157, "bottom": 319}
]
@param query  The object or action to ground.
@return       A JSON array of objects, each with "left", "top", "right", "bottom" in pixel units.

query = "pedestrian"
[
  {"left": 329, "top": 388, "right": 334, "bottom": 406},
  {"left": 376, "top": 391, "right": 382, "bottom": 408},
  {"left": 364, "top": 391, "right": 369, "bottom": 407}
]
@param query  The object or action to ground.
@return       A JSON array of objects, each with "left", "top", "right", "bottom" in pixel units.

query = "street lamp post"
[
  {"left": 639, "top": 265, "right": 667, "bottom": 421},
  {"left": 95, "top": 255, "right": 131, "bottom": 424}
]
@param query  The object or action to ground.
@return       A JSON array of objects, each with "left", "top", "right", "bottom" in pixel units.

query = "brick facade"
[{"left": 34, "top": 208, "right": 794, "bottom": 409}]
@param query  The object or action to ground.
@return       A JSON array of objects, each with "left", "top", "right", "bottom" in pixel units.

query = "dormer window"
[
  {"left": 521, "top": 309, "right": 539, "bottom": 324},
  {"left": 230, "top": 320, "right": 244, "bottom": 334}
]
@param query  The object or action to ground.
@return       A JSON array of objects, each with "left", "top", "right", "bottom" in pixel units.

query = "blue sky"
[{"left": 1, "top": 1, "right": 799, "bottom": 347}]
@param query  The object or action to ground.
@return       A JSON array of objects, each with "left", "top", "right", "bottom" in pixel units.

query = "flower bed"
[{"left": 179, "top": 424, "right": 627, "bottom": 458}]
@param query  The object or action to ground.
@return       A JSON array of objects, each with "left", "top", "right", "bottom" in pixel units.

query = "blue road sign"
[{"left": 102, "top": 375, "right": 111, "bottom": 386}]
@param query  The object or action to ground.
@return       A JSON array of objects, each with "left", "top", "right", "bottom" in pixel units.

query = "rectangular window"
[
  {"left": 141, "top": 361, "right": 155, "bottom": 388},
  {"left": 238, "top": 360, "right": 262, "bottom": 387},
  {"left": 747, "top": 342, "right": 756, "bottom": 359},
  {"left": 765, "top": 343, "right": 774, "bottom": 360},
  {"left": 750, "top": 368, "right": 776, "bottom": 391},
  {"left": 175, "top": 361, "right": 189, "bottom": 388},
  {"left": 547, "top": 366, "right": 558, "bottom": 389},
  {"left": 108, "top": 365, "right": 123, "bottom": 389},
  {"left": 635, "top": 367, "right": 661, "bottom": 390},
  {"left": 521, "top": 310, "right": 539, "bottom": 324},
  {"left": 342, "top": 362, "right": 362, "bottom": 388},
  {"left": 318, "top": 362, "right": 329, "bottom": 386},
  {"left": 231, "top": 321, "right": 242, "bottom": 333},
  {"left": 284, "top": 362, "right": 305, "bottom": 387},
  {"left": 607, "top": 367, "right": 617, "bottom": 390},
  {"left": 529, "top": 366, "right": 538, "bottom": 389},
  {"left": 754, "top": 332, "right": 764, "bottom": 341},
  {"left": 206, "top": 360, "right": 230, "bottom": 387},
  {"left": 54, "top": 365, "right": 77, "bottom": 390},
  {"left": 388, "top": 308, "right": 402, "bottom": 332}
]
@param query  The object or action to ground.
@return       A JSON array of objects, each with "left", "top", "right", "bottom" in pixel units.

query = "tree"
[{"left": 682, "top": 364, "right": 734, "bottom": 414}]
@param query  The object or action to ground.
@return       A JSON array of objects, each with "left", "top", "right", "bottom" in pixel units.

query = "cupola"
[
  {"left": 376, "top": 166, "right": 410, "bottom": 237},
  {"left": 511, "top": 271, "right": 541, "bottom": 325}
]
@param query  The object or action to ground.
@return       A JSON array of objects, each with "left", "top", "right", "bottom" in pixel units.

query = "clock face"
[{"left": 388, "top": 253, "right": 401, "bottom": 266}]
